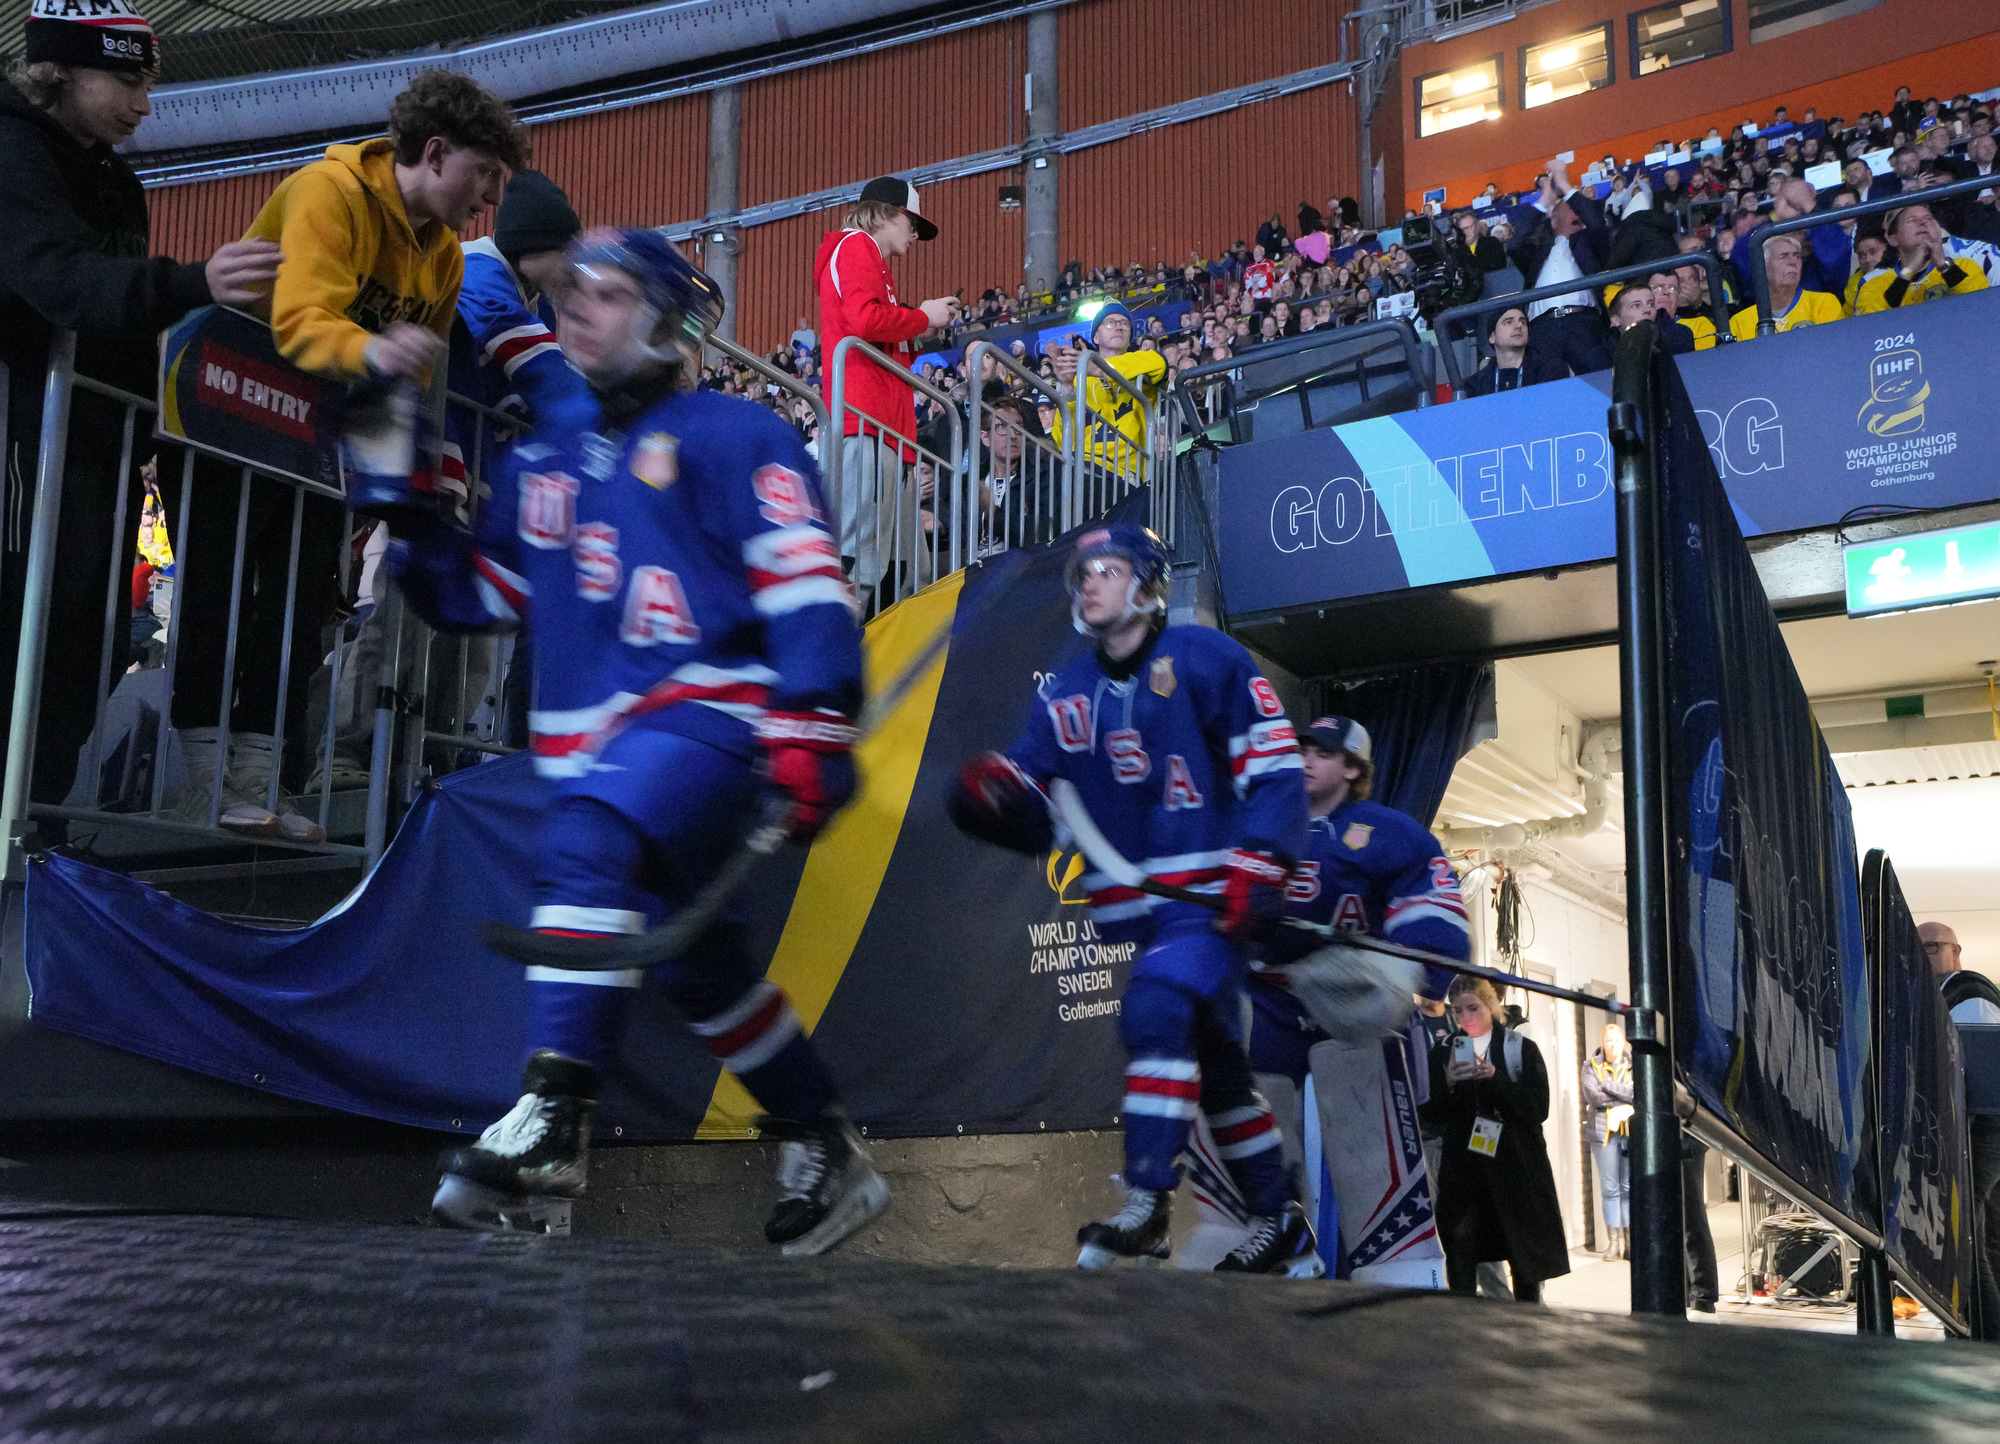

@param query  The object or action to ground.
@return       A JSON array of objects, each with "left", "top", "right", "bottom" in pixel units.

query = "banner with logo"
[
  {"left": 1866, "top": 851, "right": 1974, "bottom": 1329},
  {"left": 1218, "top": 290, "right": 2000, "bottom": 616},
  {"left": 1656, "top": 348, "right": 1880, "bottom": 1235},
  {"left": 158, "top": 306, "right": 345, "bottom": 491},
  {"left": 22, "top": 499, "right": 1146, "bottom": 1140}
]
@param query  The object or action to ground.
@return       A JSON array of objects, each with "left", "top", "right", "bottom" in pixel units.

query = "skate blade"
[
  {"left": 1077, "top": 1242, "right": 1119, "bottom": 1271},
  {"left": 1285, "top": 1253, "right": 1329, "bottom": 1280},
  {"left": 780, "top": 1168, "right": 890, "bottom": 1259},
  {"left": 431, "top": 1175, "right": 573, "bottom": 1236}
]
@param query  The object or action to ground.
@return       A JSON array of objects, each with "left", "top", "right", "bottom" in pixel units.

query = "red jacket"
[{"left": 813, "top": 228, "right": 929, "bottom": 454}]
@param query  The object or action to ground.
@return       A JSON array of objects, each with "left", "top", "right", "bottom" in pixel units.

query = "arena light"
[
  {"left": 1541, "top": 47, "right": 1578, "bottom": 69},
  {"left": 1074, "top": 300, "right": 1108, "bottom": 325},
  {"left": 1452, "top": 74, "right": 1485, "bottom": 95}
]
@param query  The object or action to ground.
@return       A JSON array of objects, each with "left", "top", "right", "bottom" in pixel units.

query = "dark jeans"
[
  {"left": 1684, "top": 1139, "right": 1719, "bottom": 1306},
  {"left": 0, "top": 387, "right": 147, "bottom": 808},
  {"left": 1529, "top": 308, "right": 1613, "bottom": 377},
  {"left": 159, "top": 457, "right": 345, "bottom": 784}
]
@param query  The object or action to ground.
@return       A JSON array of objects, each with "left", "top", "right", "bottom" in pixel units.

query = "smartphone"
[{"left": 1451, "top": 1034, "right": 1477, "bottom": 1069}]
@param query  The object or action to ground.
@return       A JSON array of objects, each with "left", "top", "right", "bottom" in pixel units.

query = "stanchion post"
[
  {"left": 1609, "top": 321, "right": 1688, "bottom": 1317},
  {"left": 1856, "top": 1248, "right": 1896, "bottom": 1336}
]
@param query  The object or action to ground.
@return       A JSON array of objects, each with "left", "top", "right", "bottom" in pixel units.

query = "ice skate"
[
  {"left": 1214, "top": 1200, "right": 1324, "bottom": 1278},
  {"left": 760, "top": 1108, "right": 890, "bottom": 1258},
  {"left": 432, "top": 1050, "right": 597, "bottom": 1233},
  {"left": 1076, "top": 1184, "right": 1173, "bottom": 1269}
]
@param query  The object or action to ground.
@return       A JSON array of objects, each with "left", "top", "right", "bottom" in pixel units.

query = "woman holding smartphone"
[{"left": 1423, "top": 977, "right": 1570, "bottom": 1302}]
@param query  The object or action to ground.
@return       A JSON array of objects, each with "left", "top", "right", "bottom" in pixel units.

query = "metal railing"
[
  {"left": 1432, "top": 253, "right": 1738, "bottom": 398},
  {"left": 823, "top": 337, "right": 966, "bottom": 614},
  {"left": 1, "top": 327, "right": 527, "bottom": 882},
  {"left": 1746, "top": 173, "right": 1999, "bottom": 335},
  {"left": 1167, "top": 317, "right": 1432, "bottom": 435},
  {"left": 1061, "top": 347, "right": 1161, "bottom": 536},
  {"left": 963, "top": 341, "right": 1072, "bottom": 561}
]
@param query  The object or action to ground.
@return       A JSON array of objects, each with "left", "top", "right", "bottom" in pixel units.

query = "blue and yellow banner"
[{"left": 158, "top": 306, "right": 345, "bottom": 490}]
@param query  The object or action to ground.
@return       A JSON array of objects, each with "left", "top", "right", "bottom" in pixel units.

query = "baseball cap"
[
  {"left": 858, "top": 176, "right": 938, "bottom": 241},
  {"left": 1299, "top": 715, "right": 1372, "bottom": 761}
]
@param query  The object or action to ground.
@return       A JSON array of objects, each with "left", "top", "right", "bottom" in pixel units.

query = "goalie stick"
[
  {"left": 482, "top": 550, "right": 1032, "bottom": 974},
  {"left": 1048, "top": 778, "right": 1657, "bottom": 1028}
]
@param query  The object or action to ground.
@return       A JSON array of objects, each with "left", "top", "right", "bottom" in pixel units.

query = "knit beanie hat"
[
  {"left": 25, "top": 0, "right": 156, "bottom": 72},
  {"left": 493, "top": 170, "right": 582, "bottom": 266},
  {"left": 1089, "top": 300, "right": 1133, "bottom": 344}
]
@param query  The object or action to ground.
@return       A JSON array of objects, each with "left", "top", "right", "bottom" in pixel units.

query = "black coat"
[
  {"left": 0, "top": 82, "right": 210, "bottom": 474},
  {"left": 1506, "top": 190, "right": 1612, "bottom": 292},
  {"left": 1463, "top": 346, "right": 1566, "bottom": 396},
  {"left": 1606, "top": 207, "right": 1681, "bottom": 273},
  {"left": 1422, "top": 1026, "right": 1571, "bottom": 1284}
]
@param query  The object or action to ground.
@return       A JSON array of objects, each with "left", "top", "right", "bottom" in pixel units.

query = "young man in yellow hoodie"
[
  {"left": 167, "top": 70, "right": 528, "bottom": 841},
  {"left": 1048, "top": 301, "right": 1166, "bottom": 483}
]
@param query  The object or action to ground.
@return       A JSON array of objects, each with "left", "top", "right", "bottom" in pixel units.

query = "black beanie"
[
  {"left": 25, "top": 0, "right": 157, "bottom": 72},
  {"left": 493, "top": 170, "right": 581, "bottom": 265}
]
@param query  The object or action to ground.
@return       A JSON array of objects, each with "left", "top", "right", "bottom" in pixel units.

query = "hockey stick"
[
  {"left": 1049, "top": 778, "right": 1656, "bottom": 1025},
  {"left": 481, "top": 551, "right": 1032, "bottom": 973}
]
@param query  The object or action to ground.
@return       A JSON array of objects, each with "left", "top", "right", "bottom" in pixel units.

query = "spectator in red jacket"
[{"left": 812, "top": 176, "right": 959, "bottom": 604}]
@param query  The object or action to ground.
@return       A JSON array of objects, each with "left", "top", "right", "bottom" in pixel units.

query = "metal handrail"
[
  {"left": 1168, "top": 317, "right": 1431, "bottom": 432},
  {"left": 963, "top": 339, "right": 1069, "bottom": 567},
  {"left": 1746, "top": 173, "right": 1999, "bottom": 335},
  {"left": 707, "top": 333, "right": 830, "bottom": 434},
  {"left": 1059, "top": 346, "right": 1160, "bottom": 534},
  {"left": 1432, "top": 252, "right": 1737, "bottom": 397}
]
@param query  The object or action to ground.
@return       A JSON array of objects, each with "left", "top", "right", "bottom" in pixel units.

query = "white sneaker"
[{"left": 219, "top": 732, "right": 326, "bottom": 844}]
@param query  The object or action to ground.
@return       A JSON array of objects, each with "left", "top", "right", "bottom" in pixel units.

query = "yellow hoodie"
[{"left": 243, "top": 139, "right": 464, "bottom": 381}]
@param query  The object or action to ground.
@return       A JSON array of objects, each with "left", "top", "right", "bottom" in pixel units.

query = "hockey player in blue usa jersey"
[
  {"left": 1247, "top": 716, "right": 1468, "bottom": 1091},
  {"left": 948, "top": 524, "right": 1320, "bottom": 1274},
  {"left": 381, "top": 228, "right": 887, "bottom": 1256}
]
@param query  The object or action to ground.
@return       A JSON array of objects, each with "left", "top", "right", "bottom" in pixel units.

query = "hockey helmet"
[
  {"left": 1065, "top": 523, "right": 1171, "bottom": 638},
  {"left": 564, "top": 227, "right": 725, "bottom": 379}
]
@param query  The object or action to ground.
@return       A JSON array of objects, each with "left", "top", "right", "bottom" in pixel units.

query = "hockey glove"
[
  {"left": 758, "top": 709, "right": 860, "bottom": 842},
  {"left": 1216, "top": 847, "right": 1293, "bottom": 941},
  {"left": 947, "top": 752, "right": 1054, "bottom": 856}
]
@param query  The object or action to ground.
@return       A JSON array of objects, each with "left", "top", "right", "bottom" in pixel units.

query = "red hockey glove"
[
  {"left": 1216, "top": 847, "right": 1293, "bottom": 941},
  {"left": 947, "top": 752, "right": 1054, "bottom": 856},
  {"left": 757, "top": 709, "right": 860, "bottom": 842}
]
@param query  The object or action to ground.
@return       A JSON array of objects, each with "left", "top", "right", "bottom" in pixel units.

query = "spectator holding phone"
[
  {"left": 1855, "top": 204, "right": 1990, "bottom": 311},
  {"left": 1047, "top": 300, "right": 1165, "bottom": 480},
  {"left": 813, "top": 176, "right": 959, "bottom": 608},
  {"left": 1423, "top": 976, "right": 1570, "bottom": 1303}
]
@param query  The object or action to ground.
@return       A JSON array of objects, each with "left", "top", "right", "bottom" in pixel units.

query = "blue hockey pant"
[
  {"left": 523, "top": 724, "right": 835, "bottom": 1122},
  {"left": 1109, "top": 907, "right": 1288, "bottom": 1216}
]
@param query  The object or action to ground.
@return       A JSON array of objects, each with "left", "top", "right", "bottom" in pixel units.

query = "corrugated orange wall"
[
  {"left": 1399, "top": 0, "right": 1998, "bottom": 207},
  {"left": 734, "top": 169, "right": 1027, "bottom": 358},
  {"left": 1058, "top": 0, "right": 1346, "bottom": 131},
  {"left": 1060, "top": 86, "right": 1360, "bottom": 275},
  {"left": 740, "top": 23, "right": 1024, "bottom": 206},
  {"left": 148, "top": 171, "right": 285, "bottom": 262},
  {"left": 530, "top": 93, "right": 709, "bottom": 228}
]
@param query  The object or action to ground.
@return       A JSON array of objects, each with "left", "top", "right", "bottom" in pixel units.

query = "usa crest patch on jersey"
[
  {"left": 1150, "top": 656, "right": 1176, "bottom": 697},
  {"left": 632, "top": 432, "right": 678, "bottom": 490},
  {"left": 1342, "top": 822, "right": 1374, "bottom": 850}
]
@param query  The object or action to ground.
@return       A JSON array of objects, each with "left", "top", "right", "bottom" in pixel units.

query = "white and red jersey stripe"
[
  {"left": 1385, "top": 888, "right": 1470, "bottom": 938},
  {"left": 526, "top": 661, "right": 780, "bottom": 777},
  {"left": 483, "top": 321, "right": 563, "bottom": 379},
  {"left": 1124, "top": 1058, "right": 1201, "bottom": 1120},
  {"left": 690, "top": 980, "right": 802, "bottom": 1074},
  {"left": 472, "top": 550, "right": 530, "bottom": 624},
  {"left": 743, "top": 524, "right": 849, "bottom": 619},
  {"left": 1081, "top": 849, "right": 1229, "bottom": 921},
  {"left": 1228, "top": 718, "right": 1302, "bottom": 798}
]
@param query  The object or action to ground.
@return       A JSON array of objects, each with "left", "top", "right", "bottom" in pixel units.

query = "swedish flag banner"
[{"left": 22, "top": 499, "right": 1146, "bottom": 1141}]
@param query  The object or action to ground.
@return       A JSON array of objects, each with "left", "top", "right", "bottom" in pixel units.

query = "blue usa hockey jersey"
[
  {"left": 1006, "top": 625, "right": 1307, "bottom": 924},
  {"left": 1261, "top": 799, "right": 1469, "bottom": 995},
  {"left": 441, "top": 238, "right": 590, "bottom": 510},
  {"left": 392, "top": 386, "right": 861, "bottom": 776}
]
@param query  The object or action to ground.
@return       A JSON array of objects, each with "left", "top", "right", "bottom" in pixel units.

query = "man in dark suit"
[
  {"left": 1462, "top": 304, "right": 1566, "bottom": 396},
  {"left": 1868, "top": 146, "right": 1920, "bottom": 203},
  {"left": 1506, "top": 158, "right": 1615, "bottom": 376}
]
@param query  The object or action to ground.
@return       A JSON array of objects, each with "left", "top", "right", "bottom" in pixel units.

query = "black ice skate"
[
  {"left": 432, "top": 1049, "right": 599, "bottom": 1235},
  {"left": 1076, "top": 1185, "right": 1173, "bottom": 1269},
  {"left": 759, "top": 1108, "right": 891, "bottom": 1258},
  {"left": 1214, "top": 1200, "right": 1325, "bottom": 1278}
]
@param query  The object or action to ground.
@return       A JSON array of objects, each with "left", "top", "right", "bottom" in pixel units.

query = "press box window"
[
  {"left": 1749, "top": 0, "right": 1882, "bottom": 44},
  {"left": 1521, "top": 24, "right": 1613, "bottom": 110},
  {"left": 1630, "top": 0, "right": 1731, "bottom": 77},
  {"left": 1415, "top": 57, "right": 1501, "bottom": 139}
]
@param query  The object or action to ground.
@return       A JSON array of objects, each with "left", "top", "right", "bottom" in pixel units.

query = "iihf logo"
[{"left": 1859, "top": 347, "right": 1928, "bottom": 438}]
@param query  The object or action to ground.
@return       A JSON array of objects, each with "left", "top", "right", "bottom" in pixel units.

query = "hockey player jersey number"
[
  {"left": 620, "top": 566, "right": 701, "bottom": 645},
  {"left": 752, "top": 464, "right": 823, "bottom": 527}
]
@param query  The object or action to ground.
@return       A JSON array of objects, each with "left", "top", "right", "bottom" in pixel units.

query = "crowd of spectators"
[{"left": 702, "top": 79, "right": 1999, "bottom": 439}]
